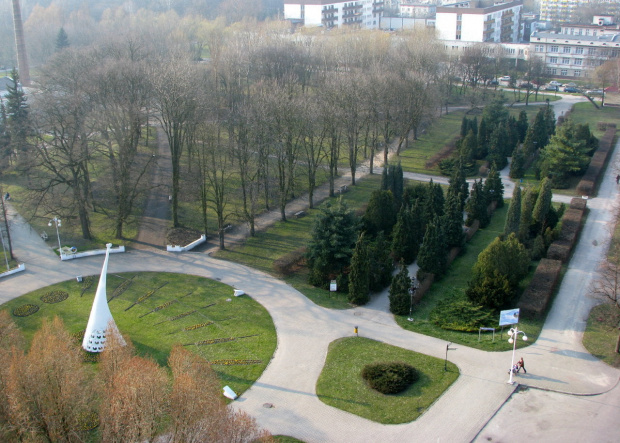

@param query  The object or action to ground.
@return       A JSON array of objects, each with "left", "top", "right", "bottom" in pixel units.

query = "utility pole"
[
  {"left": 11, "top": 0, "right": 30, "bottom": 86},
  {"left": 0, "top": 185, "right": 13, "bottom": 261}
]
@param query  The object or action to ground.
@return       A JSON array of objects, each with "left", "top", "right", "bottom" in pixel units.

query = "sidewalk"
[{"left": 1, "top": 95, "right": 618, "bottom": 442}]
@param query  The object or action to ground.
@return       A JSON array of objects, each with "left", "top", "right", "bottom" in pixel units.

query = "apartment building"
[
  {"left": 435, "top": 1, "right": 523, "bottom": 43},
  {"left": 530, "top": 22, "right": 620, "bottom": 78},
  {"left": 284, "top": 0, "right": 385, "bottom": 29}
]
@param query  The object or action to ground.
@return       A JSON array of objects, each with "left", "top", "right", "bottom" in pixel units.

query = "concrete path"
[{"left": 1, "top": 95, "right": 618, "bottom": 442}]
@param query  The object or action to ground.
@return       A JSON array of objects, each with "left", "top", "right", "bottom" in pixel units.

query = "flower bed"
[
  {"left": 155, "top": 310, "right": 196, "bottom": 326},
  {"left": 13, "top": 304, "right": 39, "bottom": 317},
  {"left": 80, "top": 276, "right": 94, "bottom": 297},
  {"left": 138, "top": 299, "right": 178, "bottom": 318},
  {"left": 41, "top": 290, "right": 69, "bottom": 304},
  {"left": 187, "top": 334, "right": 258, "bottom": 346},
  {"left": 184, "top": 321, "right": 213, "bottom": 331},
  {"left": 108, "top": 278, "right": 133, "bottom": 302}
]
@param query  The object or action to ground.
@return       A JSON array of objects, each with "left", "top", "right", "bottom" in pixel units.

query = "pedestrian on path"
[
  {"left": 518, "top": 357, "right": 526, "bottom": 374},
  {"left": 616, "top": 174, "right": 619, "bottom": 184}
]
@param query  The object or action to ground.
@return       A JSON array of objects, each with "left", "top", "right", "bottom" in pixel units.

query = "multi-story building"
[
  {"left": 399, "top": 3, "right": 436, "bottom": 18},
  {"left": 435, "top": 1, "right": 523, "bottom": 43},
  {"left": 540, "top": 0, "right": 620, "bottom": 26},
  {"left": 284, "top": 0, "right": 385, "bottom": 29},
  {"left": 530, "top": 20, "right": 620, "bottom": 78}
]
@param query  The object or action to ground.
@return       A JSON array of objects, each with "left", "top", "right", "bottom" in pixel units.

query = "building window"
[
  {"left": 574, "top": 70, "right": 581, "bottom": 77},
  {"left": 546, "top": 68, "right": 553, "bottom": 74},
  {"left": 588, "top": 48, "right": 596, "bottom": 55},
  {"left": 563, "top": 46, "right": 571, "bottom": 53},
  {"left": 549, "top": 57, "right": 558, "bottom": 63},
  {"left": 457, "top": 14, "right": 462, "bottom": 20},
  {"left": 456, "top": 34, "right": 461, "bottom": 40},
  {"left": 561, "top": 69, "right": 568, "bottom": 76},
  {"left": 575, "top": 47, "right": 583, "bottom": 54},
  {"left": 574, "top": 58, "right": 582, "bottom": 65},
  {"left": 562, "top": 58, "right": 570, "bottom": 64},
  {"left": 550, "top": 46, "right": 559, "bottom": 53},
  {"left": 552, "top": 68, "right": 557, "bottom": 75},
  {"left": 457, "top": 25, "right": 461, "bottom": 30},
  {"left": 535, "top": 45, "right": 544, "bottom": 52}
]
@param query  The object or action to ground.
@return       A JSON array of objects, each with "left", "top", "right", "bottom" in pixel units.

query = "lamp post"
[
  {"left": 408, "top": 278, "right": 419, "bottom": 322},
  {"left": 48, "top": 217, "right": 62, "bottom": 257},
  {"left": 507, "top": 326, "right": 527, "bottom": 384}
]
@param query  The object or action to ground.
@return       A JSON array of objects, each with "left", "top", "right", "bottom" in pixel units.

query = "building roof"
[{"left": 531, "top": 31, "right": 620, "bottom": 43}]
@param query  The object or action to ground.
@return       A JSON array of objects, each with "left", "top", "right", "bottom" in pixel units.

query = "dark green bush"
[
  {"left": 430, "top": 298, "right": 493, "bottom": 332},
  {"left": 361, "top": 361, "right": 418, "bottom": 394}
]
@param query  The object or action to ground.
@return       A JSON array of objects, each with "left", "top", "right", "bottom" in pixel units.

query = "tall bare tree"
[{"left": 590, "top": 253, "right": 620, "bottom": 353}]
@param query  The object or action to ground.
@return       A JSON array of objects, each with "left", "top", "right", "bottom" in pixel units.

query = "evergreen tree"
[
  {"left": 442, "top": 192, "right": 465, "bottom": 249},
  {"left": 472, "top": 233, "right": 530, "bottom": 288},
  {"left": 424, "top": 180, "right": 444, "bottom": 221},
  {"left": 486, "top": 128, "right": 507, "bottom": 170},
  {"left": 417, "top": 216, "right": 447, "bottom": 277},
  {"left": 532, "top": 177, "right": 552, "bottom": 231},
  {"left": 532, "top": 108, "right": 550, "bottom": 148},
  {"left": 465, "top": 179, "right": 489, "bottom": 227},
  {"left": 575, "top": 123, "right": 598, "bottom": 155},
  {"left": 544, "top": 103, "right": 556, "bottom": 139},
  {"left": 306, "top": 200, "right": 359, "bottom": 287},
  {"left": 349, "top": 233, "right": 371, "bottom": 305},
  {"left": 466, "top": 270, "right": 514, "bottom": 310},
  {"left": 362, "top": 190, "right": 396, "bottom": 237},
  {"left": 469, "top": 116, "right": 478, "bottom": 137},
  {"left": 448, "top": 161, "right": 469, "bottom": 211},
  {"left": 460, "top": 115, "right": 469, "bottom": 138},
  {"left": 393, "top": 162, "right": 404, "bottom": 206},
  {"left": 0, "top": 102, "right": 9, "bottom": 169},
  {"left": 503, "top": 186, "right": 521, "bottom": 237},
  {"left": 389, "top": 261, "right": 412, "bottom": 315},
  {"left": 381, "top": 167, "right": 389, "bottom": 190},
  {"left": 509, "top": 145, "right": 525, "bottom": 179},
  {"left": 518, "top": 187, "right": 535, "bottom": 243},
  {"left": 55, "top": 27, "right": 69, "bottom": 52},
  {"left": 476, "top": 118, "right": 490, "bottom": 159},
  {"left": 369, "top": 231, "right": 394, "bottom": 291},
  {"left": 539, "top": 122, "right": 589, "bottom": 187},
  {"left": 516, "top": 110, "right": 529, "bottom": 143},
  {"left": 5, "top": 68, "right": 30, "bottom": 165},
  {"left": 392, "top": 205, "right": 419, "bottom": 264},
  {"left": 484, "top": 163, "right": 504, "bottom": 208},
  {"left": 522, "top": 125, "right": 537, "bottom": 158},
  {"left": 458, "top": 130, "right": 477, "bottom": 169}
]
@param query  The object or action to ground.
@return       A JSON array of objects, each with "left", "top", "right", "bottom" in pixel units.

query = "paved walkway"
[{"left": 1, "top": 95, "right": 619, "bottom": 442}]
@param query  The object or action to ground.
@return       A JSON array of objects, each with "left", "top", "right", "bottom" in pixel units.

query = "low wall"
[
  {"left": 576, "top": 124, "right": 616, "bottom": 197},
  {"left": 60, "top": 245, "right": 125, "bottom": 261},
  {"left": 0, "top": 263, "right": 26, "bottom": 278},
  {"left": 167, "top": 235, "right": 206, "bottom": 252}
]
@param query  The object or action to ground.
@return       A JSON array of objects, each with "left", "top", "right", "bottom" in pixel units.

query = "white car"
[{"left": 499, "top": 76, "right": 511, "bottom": 82}]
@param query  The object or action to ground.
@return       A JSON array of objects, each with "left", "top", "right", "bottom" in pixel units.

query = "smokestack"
[{"left": 11, "top": 0, "right": 30, "bottom": 87}]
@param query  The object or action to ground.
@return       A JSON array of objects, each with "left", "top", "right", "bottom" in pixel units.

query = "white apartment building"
[
  {"left": 530, "top": 17, "right": 620, "bottom": 78},
  {"left": 399, "top": 3, "right": 436, "bottom": 18},
  {"left": 284, "top": 0, "right": 385, "bottom": 29},
  {"left": 540, "top": 0, "right": 620, "bottom": 25},
  {"left": 435, "top": 1, "right": 523, "bottom": 43}
]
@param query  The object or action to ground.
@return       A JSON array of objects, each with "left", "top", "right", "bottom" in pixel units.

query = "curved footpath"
[{"left": 1, "top": 95, "right": 619, "bottom": 442}]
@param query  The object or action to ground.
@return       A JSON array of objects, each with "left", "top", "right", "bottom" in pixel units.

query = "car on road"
[
  {"left": 585, "top": 89, "right": 603, "bottom": 96},
  {"left": 563, "top": 86, "right": 580, "bottom": 93},
  {"left": 499, "top": 75, "right": 511, "bottom": 82},
  {"left": 549, "top": 81, "right": 563, "bottom": 87},
  {"left": 519, "top": 82, "right": 534, "bottom": 89},
  {"left": 544, "top": 85, "right": 559, "bottom": 91}
]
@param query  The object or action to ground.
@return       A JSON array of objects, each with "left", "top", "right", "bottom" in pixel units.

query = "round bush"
[{"left": 361, "top": 361, "right": 418, "bottom": 395}]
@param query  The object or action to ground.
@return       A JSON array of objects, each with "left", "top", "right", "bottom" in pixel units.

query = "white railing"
[
  {"left": 60, "top": 245, "right": 125, "bottom": 261},
  {"left": 166, "top": 234, "right": 206, "bottom": 252}
]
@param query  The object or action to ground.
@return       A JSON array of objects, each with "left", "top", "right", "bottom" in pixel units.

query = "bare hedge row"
[
  {"left": 518, "top": 197, "right": 587, "bottom": 317},
  {"left": 576, "top": 124, "right": 616, "bottom": 196}
]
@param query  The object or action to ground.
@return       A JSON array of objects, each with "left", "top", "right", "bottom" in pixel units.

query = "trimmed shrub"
[
  {"left": 576, "top": 125, "right": 615, "bottom": 196},
  {"left": 517, "top": 258, "right": 562, "bottom": 317},
  {"left": 430, "top": 298, "right": 492, "bottom": 332},
  {"left": 569, "top": 197, "right": 587, "bottom": 211},
  {"left": 361, "top": 361, "right": 419, "bottom": 395}
]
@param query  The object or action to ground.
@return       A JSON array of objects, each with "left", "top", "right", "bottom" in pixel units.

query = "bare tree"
[{"left": 590, "top": 253, "right": 620, "bottom": 353}]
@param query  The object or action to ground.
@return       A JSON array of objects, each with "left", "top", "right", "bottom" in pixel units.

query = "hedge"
[
  {"left": 576, "top": 124, "right": 616, "bottom": 197},
  {"left": 273, "top": 247, "right": 307, "bottom": 276},
  {"left": 569, "top": 197, "right": 587, "bottom": 211},
  {"left": 517, "top": 258, "right": 563, "bottom": 317}
]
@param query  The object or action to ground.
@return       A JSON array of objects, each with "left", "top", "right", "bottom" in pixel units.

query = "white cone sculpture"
[{"left": 82, "top": 243, "right": 124, "bottom": 352}]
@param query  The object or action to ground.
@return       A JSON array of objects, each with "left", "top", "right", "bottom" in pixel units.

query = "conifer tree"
[
  {"left": 532, "top": 177, "right": 552, "bottom": 231},
  {"left": 349, "top": 232, "right": 370, "bottom": 305},
  {"left": 417, "top": 216, "right": 447, "bottom": 277},
  {"left": 518, "top": 187, "right": 535, "bottom": 242},
  {"left": 517, "top": 109, "right": 529, "bottom": 143},
  {"left": 484, "top": 163, "right": 504, "bottom": 208},
  {"left": 509, "top": 145, "right": 525, "bottom": 179},
  {"left": 442, "top": 192, "right": 465, "bottom": 249},
  {"left": 4, "top": 69, "right": 30, "bottom": 165},
  {"left": 55, "top": 27, "right": 69, "bottom": 52},
  {"left": 503, "top": 186, "right": 521, "bottom": 237},
  {"left": 369, "top": 231, "right": 394, "bottom": 291},
  {"left": 448, "top": 161, "right": 469, "bottom": 211},
  {"left": 389, "top": 261, "right": 412, "bottom": 315},
  {"left": 465, "top": 179, "right": 489, "bottom": 227},
  {"left": 392, "top": 205, "right": 419, "bottom": 264}
]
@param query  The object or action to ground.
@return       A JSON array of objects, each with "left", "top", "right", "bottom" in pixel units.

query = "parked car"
[
  {"left": 487, "top": 79, "right": 499, "bottom": 86},
  {"left": 544, "top": 85, "right": 559, "bottom": 91},
  {"left": 519, "top": 82, "right": 533, "bottom": 89},
  {"left": 549, "top": 81, "right": 563, "bottom": 87},
  {"left": 563, "top": 86, "right": 580, "bottom": 93},
  {"left": 585, "top": 89, "right": 603, "bottom": 96},
  {"left": 499, "top": 75, "right": 511, "bottom": 82}
]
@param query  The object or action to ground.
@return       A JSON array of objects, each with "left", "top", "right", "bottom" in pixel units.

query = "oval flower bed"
[
  {"left": 13, "top": 304, "right": 39, "bottom": 317},
  {"left": 41, "top": 291, "right": 69, "bottom": 304}
]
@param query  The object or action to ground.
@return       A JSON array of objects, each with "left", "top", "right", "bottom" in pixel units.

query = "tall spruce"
[
  {"left": 349, "top": 232, "right": 371, "bottom": 305},
  {"left": 532, "top": 177, "right": 552, "bottom": 231},
  {"left": 484, "top": 163, "right": 504, "bottom": 208},
  {"left": 465, "top": 179, "right": 489, "bottom": 227},
  {"left": 389, "top": 261, "right": 412, "bottom": 315},
  {"left": 516, "top": 109, "right": 528, "bottom": 143},
  {"left": 392, "top": 204, "right": 419, "bottom": 264},
  {"left": 503, "top": 186, "right": 522, "bottom": 237},
  {"left": 442, "top": 192, "right": 465, "bottom": 249},
  {"left": 448, "top": 161, "right": 469, "bottom": 211},
  {"left": 369, "top": 231, "right": 394, "bottom": 291},
  {"left": 55, "top": 27, "right": 69, "bottom": 52},
  {"left": 4, "top": 68, "right": 30, "bottom": 166},
  {"left": 417, "top": 216, "right": 447, "bottom": 278},
  {"left": 518, "top": 187, "right": 535, "bottom": 242}
]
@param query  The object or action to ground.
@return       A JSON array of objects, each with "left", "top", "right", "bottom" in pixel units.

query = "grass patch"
[
  {"left": 316, "top": 337, "right": 458, "bottom": 424},
  {"left": 569, "top": 102, "right": 620, "bottom": 138},
  {"left": 1, "top": 272, "right": 277, "bottom": 396},
  {"left": 583, "top": 303, "right": 620, "bottom": 368},
  {"left": 273, "top": 437, "right": 305, "bottom": 443},
  {"left": 395, "top": 204, "right": 544, "bottom": 351}
]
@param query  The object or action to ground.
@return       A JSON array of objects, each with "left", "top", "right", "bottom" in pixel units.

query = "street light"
[
  {"left": 507, "top": 326, "right": 527, "bottom": 384},
  {"left": 408, "top": 278, "right": 419, "bottom": 322},
  {"left": 48, "top": 217, "right": 62, "bottom": 257}
]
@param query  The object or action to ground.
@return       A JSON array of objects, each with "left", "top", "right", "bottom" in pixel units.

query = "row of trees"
[
  {"left": 1, "top": 26, "right": 452, "bottom": 246},
  {"left": 0, "top": 313, "right": 270, "bottom": 442}
]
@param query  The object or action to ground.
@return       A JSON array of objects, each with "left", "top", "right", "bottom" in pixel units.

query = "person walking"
[
  {"left": 518, "top": 357, "right": 526, "bottom": 374},
  {"left": 616, "top": 174, "right": 619, "bottom": 184}
]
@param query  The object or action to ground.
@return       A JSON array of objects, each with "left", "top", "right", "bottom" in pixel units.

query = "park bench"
[{"left": 294, "top": 211, "right": 306, "bottom": 219}]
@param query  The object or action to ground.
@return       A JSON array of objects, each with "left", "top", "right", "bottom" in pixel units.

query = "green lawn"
[
  {"left": 1, "top": 272, "right": 277, "bottom": 396},
  {"left": 583, "top": 303, "right": 620, "bottom": 369},
  {"left": 395, "top": 204, "right": 544, "bottom": 351},
  {"left": 569, "top": 102, "right": 620, "bottom": 138},
  {"left": 316, "top": 337, "right": 458, "bottom": 424}
]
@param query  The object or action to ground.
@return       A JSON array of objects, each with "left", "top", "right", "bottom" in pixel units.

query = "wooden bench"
[
  {"left": 338, "top": 185, "right": 348, "bottom": 194},
  {"left": 294, "top": 211, "right": 306, "bottom": 219},
  {"left": 40, "top": 232, "right": 49, "bottom": 241}
]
